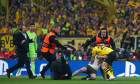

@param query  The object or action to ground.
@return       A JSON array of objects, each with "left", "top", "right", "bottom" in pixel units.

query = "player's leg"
[
  {"left": 100, "top": 67, "right": 108, "bottom": 80},
  {"left": 28, "top": 49, "right": 36, "bottom": 76},
  {"left": 102, "top": 62, "right": 115, "bottom": 80},
  {"left": 102, "top": 51, "right": 116, "bottom": 80},
  {"left": 23, "top": 53, "right": 36, "bottom": 78},
  {"left": 31, "top": 57, "right": 36, "bottom": 75},
  {"left": 81, "top": 65, "right": 97, "bottom": 80},
  {"left": 72, "top": 67, "right": 87, "bottom": 77},
  {"left": 107, "top": 65, "right": 113, "bottom": 75},
  {"left": 102, "top": 62, "right": 112, "bottom": 76},
  {"left": 89, "top": 73, "right": 96, "bottom": 80},
  {"left": 16, "top": 68, "right": 21, "bottom": 76}
]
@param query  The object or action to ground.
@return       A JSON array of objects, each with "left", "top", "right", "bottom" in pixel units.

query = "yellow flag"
[
  {"left": 0, "top": 0, "right": 7, "bottom": 15},
  {"left": 6, "top": 0, "right": 9, "bottom": 22},
  {"left": 86, "top": 0, "right": 116, "bottom": 23},
  {"left": 30, "top": 0, "right": 52, "bottom": 9}
]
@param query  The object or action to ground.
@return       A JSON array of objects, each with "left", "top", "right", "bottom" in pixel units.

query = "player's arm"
[
  {"left": 89, "top": 49, "right": 96, "bottom": 64},
  {"left": 34, "top": 34, "right": 37, "bottom": 51},
  {"left": 89, "top": 56, "right": 95, "bottom": 64},
  {"left": 97, "top": 55, "right": 107, "bottom": 59}
]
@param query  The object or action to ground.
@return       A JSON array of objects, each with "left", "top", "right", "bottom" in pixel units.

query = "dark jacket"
[
  {"left": 83, "top": 34, "right": 116, "bottom": 51},
  {"left": 13, "top": 31, "right": 32, "bottom": 52},
  {"left": 50, "top": 57, "right": 72, "bottom": 80},
  {"left": 49, "top": 30, "right": 67, "bottom": 50}
]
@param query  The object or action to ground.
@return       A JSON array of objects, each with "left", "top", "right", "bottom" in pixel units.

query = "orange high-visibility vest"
[
  {"left": 96, "top": 34, "right": 110, "bottom": 47},
  {"left": 41, "top": 32, "right": 56, "bottom": 54}
]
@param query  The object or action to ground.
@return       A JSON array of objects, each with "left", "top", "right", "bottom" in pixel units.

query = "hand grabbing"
[
  {"left": 32, "top": 38, "right": 34, "bottom": 42},
  {"left": 67, "top": 47, "right": 73, "bottom": 52},
  {"left": 22, "top": 40, "right": 26, "bottom": 44}
]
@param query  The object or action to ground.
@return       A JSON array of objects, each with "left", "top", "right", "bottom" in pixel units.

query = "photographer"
[{"left": 74, "top": 43, "right": 84, "bottom": 60}]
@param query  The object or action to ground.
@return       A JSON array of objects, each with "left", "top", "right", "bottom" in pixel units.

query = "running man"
[{"left": 16, "top": 23, "right": 37, "bottom": 76}]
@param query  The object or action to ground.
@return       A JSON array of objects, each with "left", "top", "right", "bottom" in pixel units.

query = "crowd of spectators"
[{"left": 0, "top": 0, "right": 140, "bottom": 61}]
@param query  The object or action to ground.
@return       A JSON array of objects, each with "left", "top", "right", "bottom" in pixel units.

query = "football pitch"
[{"left": 0, "top": 76, "right": 140, "bottom": 84}]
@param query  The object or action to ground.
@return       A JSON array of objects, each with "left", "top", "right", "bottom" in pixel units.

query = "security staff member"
[
  {"left": 40, "top": 24, "right": 72, "bottom": 79},
  {"left": 6, "top": 25, "right": 37, "bottom": 79},
  {"left": 50, "top": 56, "right": 72, "bottom": 80},
  {"left": 84, "top": 28, "right": 116, "bottom": 50}
]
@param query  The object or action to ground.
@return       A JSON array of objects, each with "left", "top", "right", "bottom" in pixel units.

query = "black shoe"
[
  {"left": 40, "top": 72, "right": 45, "bottom": 79},
  {"left": 81, "top": 76, "right": 90, "bottom": 80},
  {"left": 29, "top": 75, "right": 37, "bottom": 79},
  {"left": 6, "top": 69, "right": 10, "bottom": 78}
]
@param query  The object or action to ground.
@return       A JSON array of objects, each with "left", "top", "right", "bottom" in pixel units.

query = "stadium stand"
[{"left": 0, "top": 0, "right": 140, "bottom": 61}]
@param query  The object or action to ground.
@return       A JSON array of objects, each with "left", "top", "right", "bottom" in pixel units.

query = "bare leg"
[
  {"left": 89, "top": 74, "right": 96, "bottom": 80},
  {"left": 102, "top": 61, "right": 108, "bottom": 68},
  {"left": 72, "top": 67, "right": 87, "bottom": 77},
  {"left": 103, "top": 70, "right": 107, "bottom": 80}
]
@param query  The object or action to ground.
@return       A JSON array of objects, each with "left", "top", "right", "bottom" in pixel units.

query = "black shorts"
[
  {"left": 85, "top": 65, "right": 97, "bottom": 75},
  {"left": 105, "top": 51, "right": 116, "bottom": 65}
]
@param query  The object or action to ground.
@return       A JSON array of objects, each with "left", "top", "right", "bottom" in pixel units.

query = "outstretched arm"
[
  {"left": 89, "top": 56, "right": 95, "bottom": 64},
  {"left": 83, "top": 36, "right": 96, "bottom": 49},
  {"left": 97, "top": 55, "right": 107, "bottom": 59},
  {"left": 50, "top": 35, "right": 67, "bottom": 50}
]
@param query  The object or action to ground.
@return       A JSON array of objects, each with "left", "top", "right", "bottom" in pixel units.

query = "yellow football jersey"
[{"left": 92, "top": 46, "right": 114, "bottom": 56}]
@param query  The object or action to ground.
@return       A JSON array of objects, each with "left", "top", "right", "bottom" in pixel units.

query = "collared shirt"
[{"left": 22, "top": 33, "right": 27, "bottom": 39}]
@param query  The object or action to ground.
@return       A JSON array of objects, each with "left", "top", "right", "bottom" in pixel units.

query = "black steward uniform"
[{"left": 50, "top": 57, "right": 72, "bottom": 80}]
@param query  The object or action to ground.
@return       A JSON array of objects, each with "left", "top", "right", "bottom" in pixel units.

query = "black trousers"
[
  {"left": 41, "top": 52, "right": 57, "bottom": 74},
  {"left": 8, "top": 51, "right": 33, "bottom": 77}
]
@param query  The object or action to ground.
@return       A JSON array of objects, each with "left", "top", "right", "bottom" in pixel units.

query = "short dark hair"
[
  {"left": 98, "top": 28, "right": 108, "bottom": 36},
  {"left": 30, "top": 23, "right": 34, "bottom": 26},
  {"left": 101, "top": 28, "right": 107, "bottom": 31},
  {"left": 19, "top": 25, "right": 22, "bottom": 31},
  {"left": 90, "top": 42, "right": 97, "bottom": 47}
]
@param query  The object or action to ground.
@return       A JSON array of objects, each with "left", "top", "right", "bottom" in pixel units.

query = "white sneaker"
[
  {"left": 16, "top": 69, "right": 21, "bottom": 76},
  {"left": 108, "top": 75, "right": 115, "bottom": 80},
  {"left": 33, "top": 72, "right": 37, "bottom": 76}
]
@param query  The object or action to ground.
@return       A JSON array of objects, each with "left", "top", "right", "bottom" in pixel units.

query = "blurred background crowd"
[{"left": 0, "top": 0, "right": 140, "bottom": 61}]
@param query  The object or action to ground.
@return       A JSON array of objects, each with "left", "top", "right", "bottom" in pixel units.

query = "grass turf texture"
[{"left": 0, "top": 76, "right": 140, "bottom": 84}]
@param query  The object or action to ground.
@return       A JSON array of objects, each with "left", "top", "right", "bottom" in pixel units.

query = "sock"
[
  {"left": 107, "top": 65, "right": 113, "bottom": 75},
  {"left": 18, "top": 68, "right": 21, "bottom": 71},
  {"left": 102, "top": 66, "right": 112, "bottom": 76},
  {"left": 31, "top": 62, "right": 35, "bottom": 73}
]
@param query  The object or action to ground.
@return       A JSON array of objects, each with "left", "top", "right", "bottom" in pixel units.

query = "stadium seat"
[
  {"left": 11, "top": 51, "right": 16, "bottom": 56},
  {"left": 58, "top": 53, "right": 61, "bottom": 60},
  {"left": 83, "top": 52, "right": 88, "bottom": 60},
  {"left": 0, "top": 51, "right": 4, "bottom": 58},
  {"left": 4, "top": 51, "right": 12, "bottom": 59}
]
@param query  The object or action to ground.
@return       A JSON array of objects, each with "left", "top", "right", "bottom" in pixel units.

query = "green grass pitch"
[{"left": 0, "top": 75, "right": 140, "bottom": 84}]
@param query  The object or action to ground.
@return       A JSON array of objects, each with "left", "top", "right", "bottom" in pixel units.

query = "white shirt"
[
  {"left": 88, "top": 56, "right": 102, "bottom": 71},
  {"left": 22, "top": 33, "right": 27, "bottom": 39}
]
